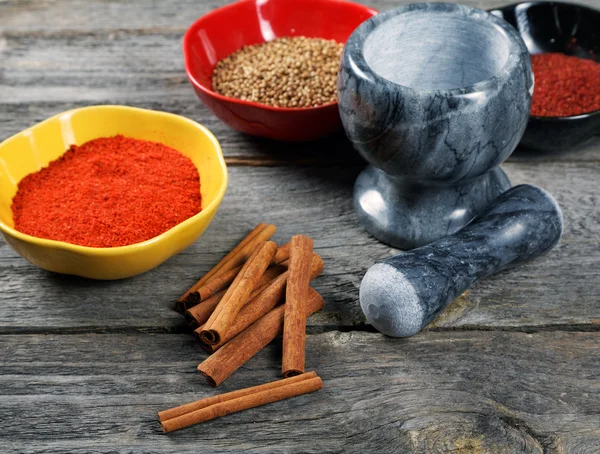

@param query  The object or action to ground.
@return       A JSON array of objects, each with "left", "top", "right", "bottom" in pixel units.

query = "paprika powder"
[
  {"left": 12, "top": 135, "right": 202, "bottom": 248},
  {"left": 531, "top": 53, "right": 600, "bottom": 117}
]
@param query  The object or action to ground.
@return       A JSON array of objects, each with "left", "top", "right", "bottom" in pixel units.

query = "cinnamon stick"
[
  {"left": 206, "top": 224, "right": 276, "bottom": 280},
  {"left": 184, "top": 290, "right": 225, "bottom": 329},
  {"left": 176, "top": 223, "right": 266, "bottom": 304},
  {"left": 185, "top": 264, "right": 288, "bottom": 328},
  {"left": 175, "top": 223, "right": 275, "bottom": 312},
  {"left": 200, "top": 241, "right": 278, "bottom": 345},
  {"left": 158, "top": 371, "right": 318, "bottom": 422},
  {"left": 160, "top": 374, "right": 322, "bottom": 433},
  {"left": 273, "top": 242, "right": 290, "bottom": 265},
  {"left": 282, "top": 235, "right": 314, "bottom": 377},
  {"left": 183, "top": 243, "right": 291, "bottom": 310},
  {"left": 182, "top": 266, "right": 241, "bottom": 310},
  {"left": 197, "top": 254, "right": 324, "bottom": 352},
  {"left": 197, "top": 288, "right": 324, "bottom": 387},
  {"left": 200, "top": 241, "right": 266, "bottom": 326}
]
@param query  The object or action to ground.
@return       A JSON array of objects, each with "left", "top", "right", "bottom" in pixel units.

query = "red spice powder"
[
  {"left": 12, "top": 135, "right": 202, "bottom": 248},
  {"left": 531, "top": 53, "right": 600, "bottom": 117}
]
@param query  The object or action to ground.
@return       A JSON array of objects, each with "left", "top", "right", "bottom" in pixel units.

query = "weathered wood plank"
[
  {"left": 1, "top": 0, "right": 599, "bottom": 452},
  {"left": 1, "top": 331, "right": 599, "bottom": 453},
  {"left": 0, "top": 103, "right": 364, "bottom": 167},
  {"left": 0, "top": 164, "right": 375, "bottom": 332},
  {"left": 0, "top": 161, "right": 599, "bottom": 332},
  {"left": 2, "top": 0, "right": 599, "bottom": 33},
  {"left": 1, "top": 99, "right": 597, "bottom": 164},
  {"left": 1, "top": 0, "right": 598, "bottom": 161},
  {"left": 434, "top": 160, "right": 600, "bottom": 330},
  {"left": 0, "top": 20, "right": 371, "bottom": 164}
]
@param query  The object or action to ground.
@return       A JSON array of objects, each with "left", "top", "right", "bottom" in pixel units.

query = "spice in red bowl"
[
  {"left": 212, "top": 36, "right": 344, "bottom": 108},
  {"left": 531, "top": 53, "right": 600, "bottom": 117},
  {"left": 11, "top": 135, "right": 202, "bottom": 248}
]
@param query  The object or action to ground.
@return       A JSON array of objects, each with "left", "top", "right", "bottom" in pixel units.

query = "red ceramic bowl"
[{"left": 183, "top": 0, "right": 378, "bottom": 141}]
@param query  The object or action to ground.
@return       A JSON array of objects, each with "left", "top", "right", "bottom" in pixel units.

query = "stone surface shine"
[
  {"left": 354, "top": 166, "right": 511, "bottom": 249},
  {"left": 338, "top": 3, "right": 534, "bottom": 248},
  {"left": 360, "top": 184, "right": 564, "bottom": 337}
]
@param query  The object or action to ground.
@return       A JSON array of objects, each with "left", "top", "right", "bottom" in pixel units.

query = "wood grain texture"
[
  {"left": 2, "top": 0, "right": 598, "bottom": 33},
  {"left": 1, "top": 161, "right": 599, "bottom": 332},
  {"left": 1, "top": 331, "right": 600, "bottom": 453},
  {"left": 1, "top": 0, "right": 598, "bottom": 162},
  {"left": 1, "top": 0, "right": 600, "bottom": 451}
]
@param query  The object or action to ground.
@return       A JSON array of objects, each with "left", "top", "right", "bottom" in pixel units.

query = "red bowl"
[{"left": 183, "top": 0, "right": 378, "bottom": 141}]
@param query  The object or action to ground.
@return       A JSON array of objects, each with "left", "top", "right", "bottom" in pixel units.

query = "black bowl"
[{"left": 491, "top": 1, "right": 600, "bottom": 152}]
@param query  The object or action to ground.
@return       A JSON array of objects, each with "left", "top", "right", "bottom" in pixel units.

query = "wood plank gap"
[
  {"left": 426, "top": 323, "right": 600, "bottom": 334},
  {"left": 1, "top": 322, "right": 599, "bottom": 336},
  {"left": 509, "top": 154, "right": 600, "bottom": 164},
  {"left": 223, "top": 156, "right": 362, "bottom": 167},
  {"left": 2, "top": 27, "right": 187, "bottom": 39},
  {"left": 0, "top": 325, "right": 189, "bottom": 335}
]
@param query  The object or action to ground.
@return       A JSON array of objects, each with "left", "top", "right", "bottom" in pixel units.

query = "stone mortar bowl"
[{"left": 338, "top": 3, "right": 533, "bottom": 249}]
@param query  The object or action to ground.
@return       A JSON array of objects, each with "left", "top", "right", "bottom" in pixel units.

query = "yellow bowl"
[{"left": 0, "top": 105, "right": 228, "bottom": 279}]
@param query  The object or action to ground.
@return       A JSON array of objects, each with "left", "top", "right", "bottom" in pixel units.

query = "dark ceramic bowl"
[{"left": 491, "top": 1, "right": 600, "bottom": 152}]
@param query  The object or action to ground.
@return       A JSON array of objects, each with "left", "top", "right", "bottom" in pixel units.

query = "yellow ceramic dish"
[{"left": 0, "top": 105, "right": 228, "bottom": 279}]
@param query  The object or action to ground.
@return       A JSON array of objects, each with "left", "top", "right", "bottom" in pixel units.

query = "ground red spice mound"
[
  {"left": 12, "top": 135, "right": 202, "bottom": 248},
  {"left": 531, "top": 53, "right": 600, "bottom": 117}
]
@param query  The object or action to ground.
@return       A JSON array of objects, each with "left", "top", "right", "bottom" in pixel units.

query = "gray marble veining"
[
  {"left": 359, "top": 184, "right": 563, "bottom": 337},
  {"left": 338, "top": 3, "right": 534, "bottom": 249}
]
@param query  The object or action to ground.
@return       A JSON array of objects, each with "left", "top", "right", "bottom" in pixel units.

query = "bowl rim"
[
  {"left": 344, "top": 2, "right": 533, "bottom": 97},
  {"left": 529, "top": 109, "right": 600, "bottom": 122},
  {"left": 490, "top": 1, "right": 600, "bottom": 120},
  {"left": 0, "top": 105, "right": 228, "bottom": 255},
  {"left": 182, "top": 0, "right": 379, "bottom": 113}
]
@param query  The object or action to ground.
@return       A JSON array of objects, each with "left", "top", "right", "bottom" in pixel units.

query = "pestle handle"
[{"left": 359, "top": 184, "right": 563, "bottom": 337}]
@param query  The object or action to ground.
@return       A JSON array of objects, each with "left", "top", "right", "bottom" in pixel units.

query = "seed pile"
[{"left": 211, "top": 37, "right": 344, "bottom": 108}]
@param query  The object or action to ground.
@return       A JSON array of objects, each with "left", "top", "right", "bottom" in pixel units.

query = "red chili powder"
[
  {"left": 531, "top": 53, "right": 600, "bottom": 117},
  {"left": 11, "top": 135, "right": 202, "bottom": 248}
]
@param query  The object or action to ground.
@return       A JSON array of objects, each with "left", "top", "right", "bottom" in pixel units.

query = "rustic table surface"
[{"left": 2, "top": 0, "right": 600, "bottom": 452}]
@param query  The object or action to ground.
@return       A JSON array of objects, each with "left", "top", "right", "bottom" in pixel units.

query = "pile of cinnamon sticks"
[{"left": 159, "top": 223, "right": 324, "bottom": 432}]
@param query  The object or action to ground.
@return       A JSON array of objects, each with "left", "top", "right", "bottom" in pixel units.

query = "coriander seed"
[{"left": 211, "top": 36, "right": 344, "bottom": 108}]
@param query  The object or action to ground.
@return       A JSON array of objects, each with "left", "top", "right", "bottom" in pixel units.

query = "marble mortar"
[{"left": 338, "top": 3, "right": 534, "bottom": 249}]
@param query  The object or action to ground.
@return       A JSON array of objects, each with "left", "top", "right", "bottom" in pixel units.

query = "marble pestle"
[{"left": 359, "top": 184, "right": 563, "bottom": 337}]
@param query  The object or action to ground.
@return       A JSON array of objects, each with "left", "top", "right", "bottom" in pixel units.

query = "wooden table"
[{"left": 2, "top": 0, "right": 599, "bottom": 452}]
